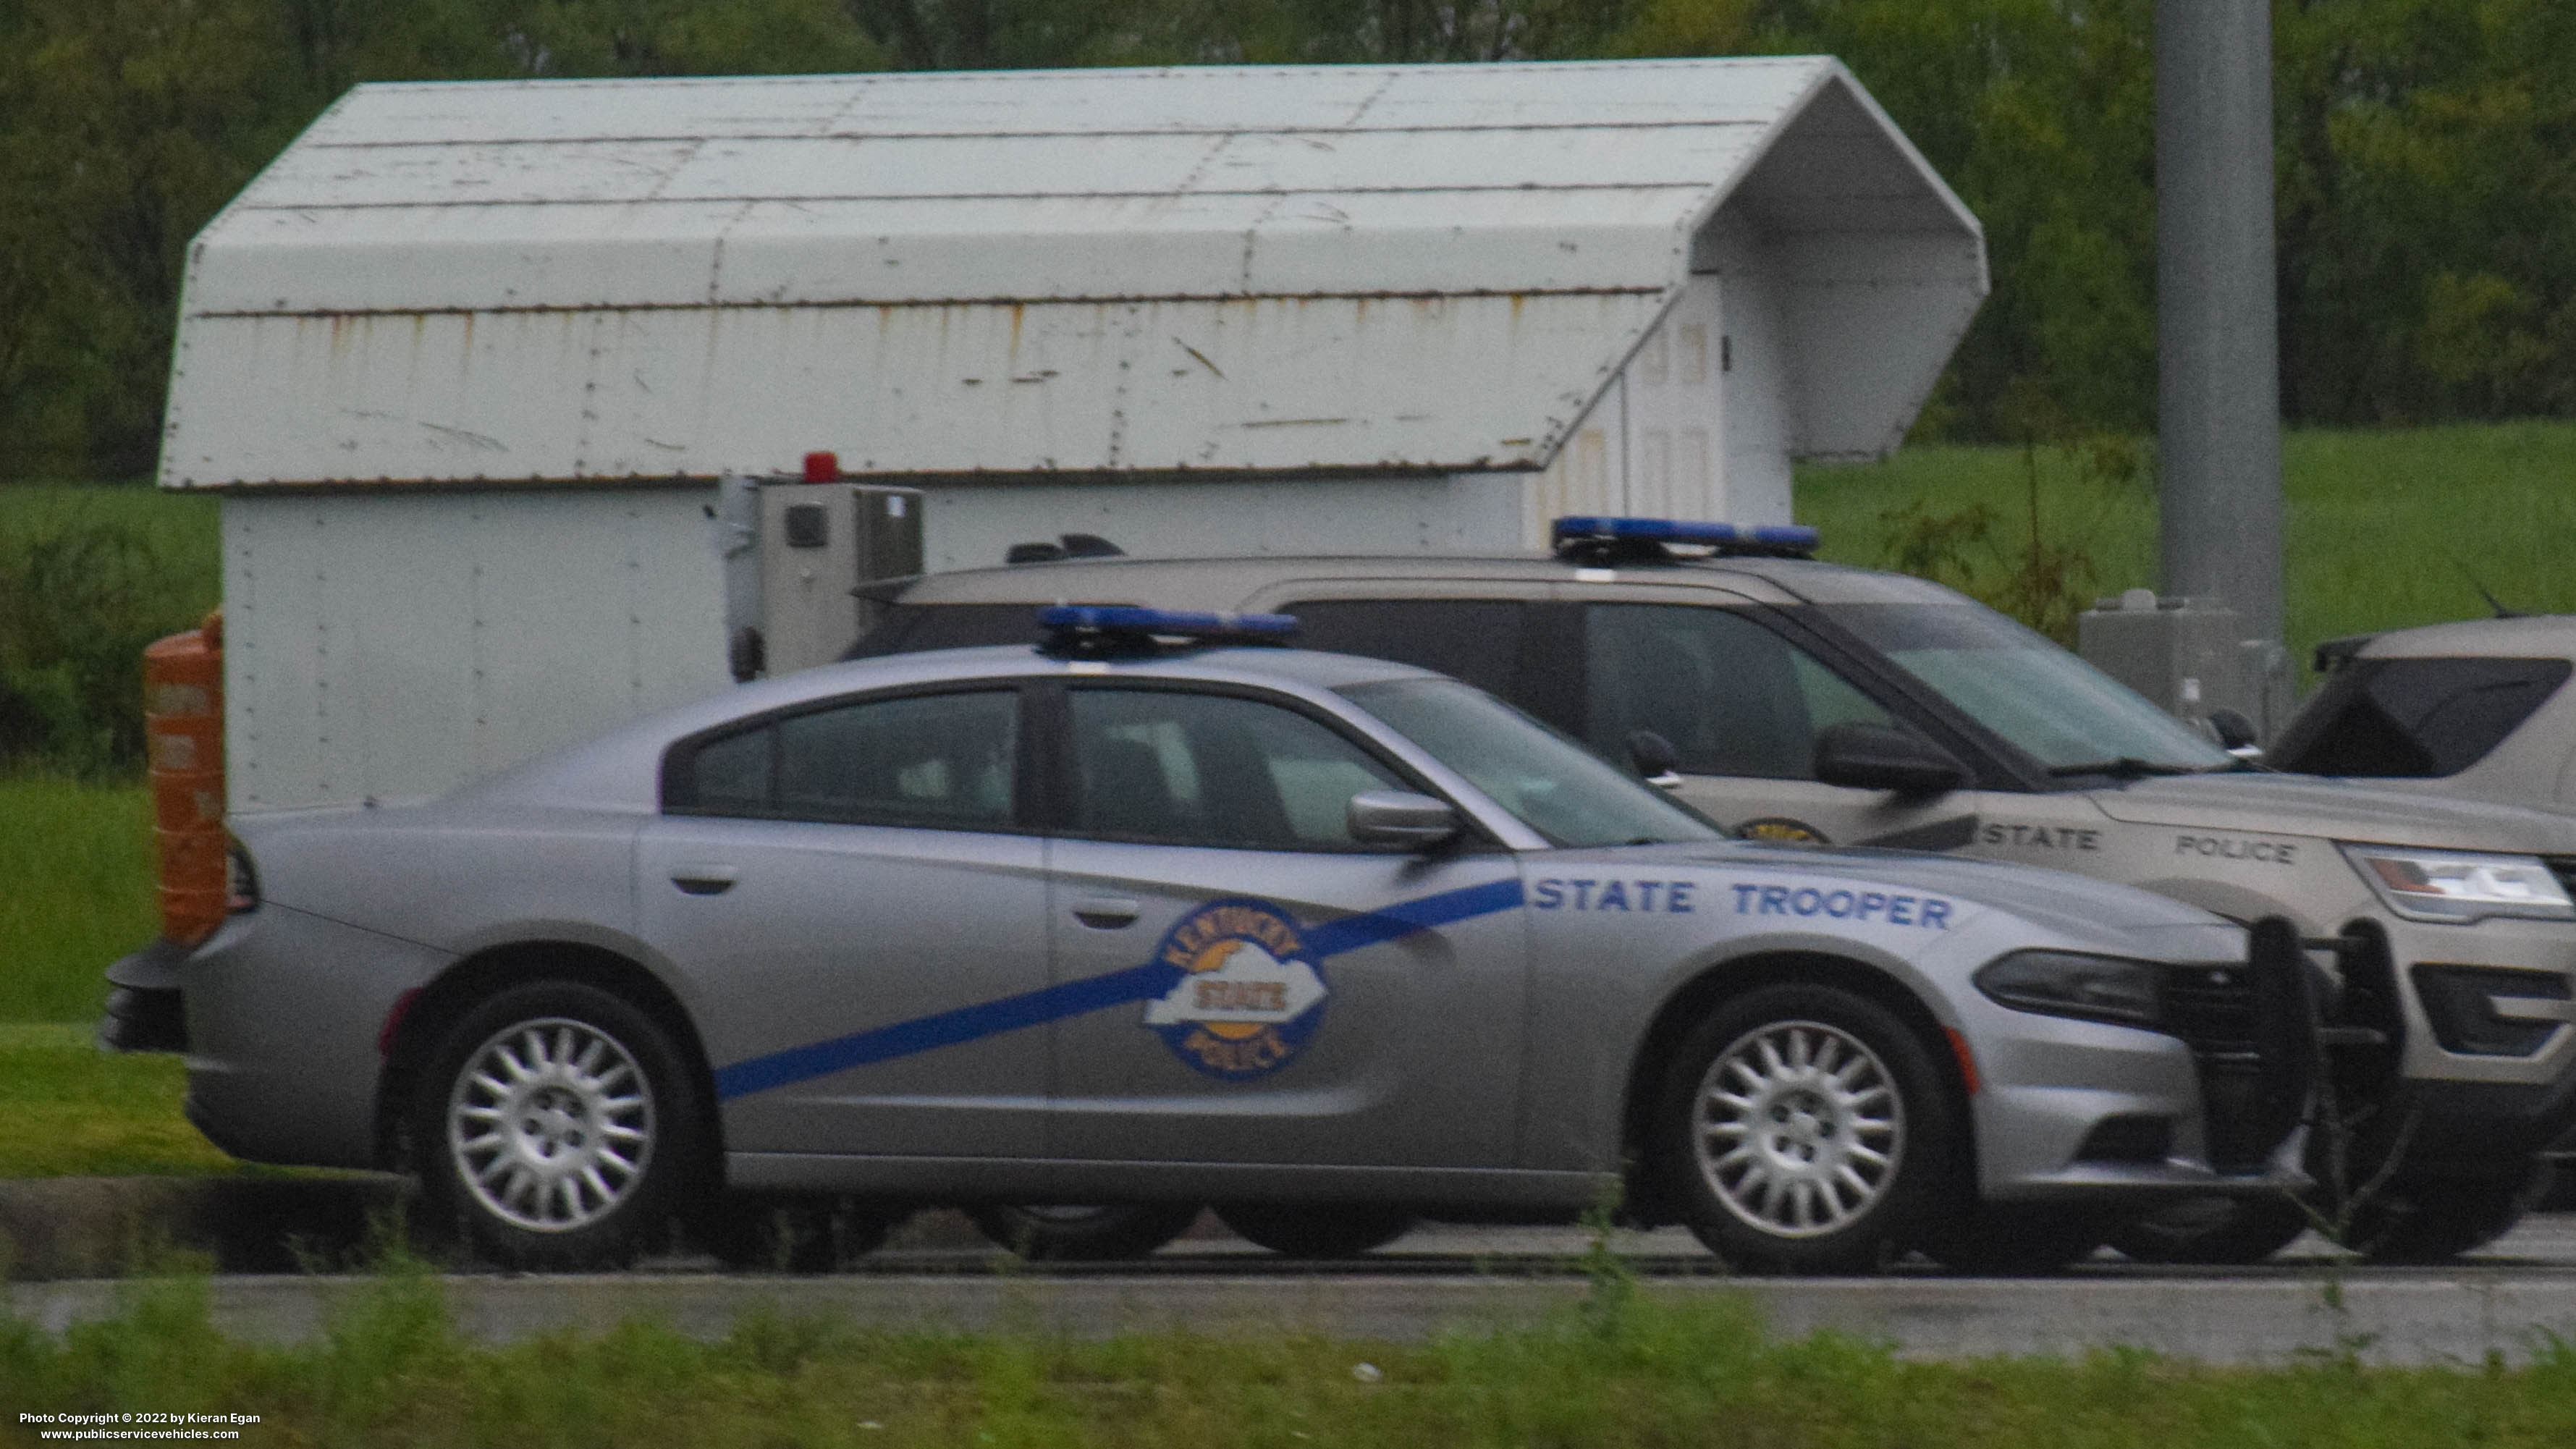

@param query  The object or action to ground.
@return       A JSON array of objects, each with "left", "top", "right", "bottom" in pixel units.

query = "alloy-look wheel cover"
[
  {"left": 1695, "top": 1019, "right": 1903, "bottom": 1239},
  {"left": 447, "top": 1018, "right": 655, "bottom": 1233}
]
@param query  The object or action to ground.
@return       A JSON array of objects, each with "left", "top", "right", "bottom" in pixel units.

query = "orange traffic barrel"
[{"left": 145, "top": 613, "right": 225, "bottom": 944}]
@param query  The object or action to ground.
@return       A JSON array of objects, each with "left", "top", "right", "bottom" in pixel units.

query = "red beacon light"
[{"left": 802, "top": 451, "right": 840, "bottom": 483}]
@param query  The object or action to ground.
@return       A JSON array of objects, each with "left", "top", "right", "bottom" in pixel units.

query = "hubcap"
[
  {"left": 447, "top": 1018, "right": 654, "bottom": 1233},
  {"left": 1695, "top": 1020, "right": 1902, "bottom": 1239}
]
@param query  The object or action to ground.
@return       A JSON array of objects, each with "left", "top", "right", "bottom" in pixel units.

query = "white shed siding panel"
[
  {"left": 170, "top": 291, "right": 1665, "bottom": 487},
  {"left": 923, "top": 473, "right": 1522, "bottom": 573},
  {"left": 222, "top": 490, "right": 727, "bottom": 812}
]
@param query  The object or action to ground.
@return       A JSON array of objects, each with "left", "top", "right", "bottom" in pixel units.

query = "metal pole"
[{"left": 2157, "top": 0, "right": 2283, "bottom": 653}]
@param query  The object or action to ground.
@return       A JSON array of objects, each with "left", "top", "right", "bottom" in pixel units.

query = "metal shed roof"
[{"left": 164, "top": 58, "right": 1987, "bottom": 488}]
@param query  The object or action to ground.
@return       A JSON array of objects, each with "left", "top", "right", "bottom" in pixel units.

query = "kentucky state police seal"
[{"left": 1142, "top": 898, "right": 1330, "bottom": 1079}]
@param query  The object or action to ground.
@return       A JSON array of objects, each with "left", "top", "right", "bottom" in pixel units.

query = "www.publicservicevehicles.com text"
[{"left": 20, "top": 1411, "right": 257, "bottom": 1439}]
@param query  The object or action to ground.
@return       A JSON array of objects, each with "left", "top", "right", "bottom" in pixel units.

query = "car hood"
[
  {"left": 1561, "top": 839, "right": 2234, "bottom": 949},
  {"left": 2082, "top": 772, "right": 2576, "bottom": 853}
]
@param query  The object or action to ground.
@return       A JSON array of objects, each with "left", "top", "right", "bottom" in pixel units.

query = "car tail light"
[{"left": 225, "top": 836, "right": 260, "bottom": 914}]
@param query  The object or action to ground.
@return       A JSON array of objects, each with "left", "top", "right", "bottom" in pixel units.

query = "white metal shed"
[{"left": 166, "top": 59, "right": 1987, "bottom": 809}]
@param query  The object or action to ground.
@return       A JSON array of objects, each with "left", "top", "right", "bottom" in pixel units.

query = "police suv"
[
  {"left": 850, "top": 520, "right": 2576, "bottom": 1262},
  {"left": 185, "top": 608, "right": 2302, "bottom": 1273}
]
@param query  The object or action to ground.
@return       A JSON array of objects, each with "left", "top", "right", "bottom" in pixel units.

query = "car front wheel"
[
  {"left": 415, "top": 981, "right": 706, "bottom": 1270},
  {"left": 1654, "top": 983, "right": 1957, "bottom": 1274}
]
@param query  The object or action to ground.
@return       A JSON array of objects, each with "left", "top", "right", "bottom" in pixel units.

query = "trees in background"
[{"left": 1, "top": 0, "right": 2570, "bottom": 479}]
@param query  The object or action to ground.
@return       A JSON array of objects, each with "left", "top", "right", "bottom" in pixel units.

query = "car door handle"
[
  {"left": 670, "top": 866, "right": 738, "bottom": 896},
  {"left": 1070, "top": 897, "right": 1141, "bottom": 929}
]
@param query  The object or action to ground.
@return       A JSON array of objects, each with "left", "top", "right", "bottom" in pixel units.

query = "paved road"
[{"left": 17, "top": 1214, "right": 2576, "bottom": 1364}]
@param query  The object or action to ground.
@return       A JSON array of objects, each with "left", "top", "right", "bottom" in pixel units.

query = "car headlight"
[
  {"left": 1973, "top": 951, "right": 2161, "bottom": 1028},
  {"left": 2339, "top": 844, "right": 2576, "bottom": 924}
]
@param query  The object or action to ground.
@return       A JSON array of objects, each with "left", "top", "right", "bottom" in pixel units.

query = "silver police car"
[{"left": 183, "top": 608, "right": 2303, "bottom": 1272}]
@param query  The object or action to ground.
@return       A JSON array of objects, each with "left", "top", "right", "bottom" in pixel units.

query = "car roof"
[
  {"left": 889, "top": 550, "right": 1963, "bottom": 609},
  {"left": 2358, "top": 614, "right": 2576, "bottom": 661}
]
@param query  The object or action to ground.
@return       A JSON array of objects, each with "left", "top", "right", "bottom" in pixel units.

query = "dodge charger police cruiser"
[
  {"left": 183, "top": 609, "right": 2305, "bottom": 1273},
  {"left": 850, "top": 522, "right": 2576, "bottom": 1263}
]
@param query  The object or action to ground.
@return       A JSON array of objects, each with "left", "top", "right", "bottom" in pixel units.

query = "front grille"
[{"left": 2185, "top": 921, "right": 2317, "bottom": 1174}]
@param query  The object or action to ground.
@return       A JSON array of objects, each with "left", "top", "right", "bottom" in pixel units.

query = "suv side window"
[
  {"left": 667, "top": 690, "right": 1019, "bottom": 828},
  {"left": 1584, "top": 603, "right": 1892, "bottom": 780},
  {"left": 2273, "top": 656, "right": 2572, "bottom": 777},
  {"left": 1066, "top": 688, "right": 1406, "bottom": 850},
  {"left": 1282, "top": 599, "right": 1526, "bottom": 699}
]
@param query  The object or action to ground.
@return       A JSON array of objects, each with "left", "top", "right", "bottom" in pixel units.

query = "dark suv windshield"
[
  {"left": 1817, "top": 601, "right": 2233, "bottom": 775},
  {"left": 2272, "top": 656, "right": 2570, "bottom": 777}
]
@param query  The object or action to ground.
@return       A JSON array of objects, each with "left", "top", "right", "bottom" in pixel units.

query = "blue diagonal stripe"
[
  {"left": 1301, "top": 877, "right": 1526, "bottom": 958},
  {"left": 712, "top": 875, "right": 1525, "bottom": 1099}
]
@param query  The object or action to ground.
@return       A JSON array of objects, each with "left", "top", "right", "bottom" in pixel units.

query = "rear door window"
[
  {"left": 1584, "top": 604, "right": 1893, "bottom": 780},
  {"left": 2273, "top": 656, "right": 2571, "bottom": 777},
  {"left": 667, "top": 689, "right": 1021, "bottom": 828}
]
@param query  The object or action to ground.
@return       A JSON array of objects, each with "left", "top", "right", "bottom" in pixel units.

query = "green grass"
[
  {"left": 4, "top": 1280, "right": 2575, "bottom": 1447},
  {"left": 0, "top": 777, "right": 158, "bottom": 1023},
  {"left": 0, "top": 1025, "right": 235, "bottom": 1177},
  {"left": 0, "top": 481, "right": 219, "bottom": 593},
  {"left": 1796, "top": 420, "right": 2576, "bottom": 672}
]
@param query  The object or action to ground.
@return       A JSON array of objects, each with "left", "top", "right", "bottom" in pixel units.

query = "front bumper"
[{"left": 1967, "top": 924, "right": 2312, "bottom": 1201}]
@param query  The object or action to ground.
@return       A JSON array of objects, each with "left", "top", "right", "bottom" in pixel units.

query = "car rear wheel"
[
  {"left": 1215, "top": 1202, "right": 1417, "bottom": 1258},
  {"left": 966, "top": 1202, "right": 1202, "bottom": 1261},
  {"left": 1654, "top": 984, "right": 1956, "bottom": 1274},
  {"left": 415, "top": 981, "right": 706, "bottom": 1271}
]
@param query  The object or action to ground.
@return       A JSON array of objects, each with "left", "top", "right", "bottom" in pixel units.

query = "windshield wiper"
[{"left": 2045, "top": 757, "right": 2209, "bottom": 780}]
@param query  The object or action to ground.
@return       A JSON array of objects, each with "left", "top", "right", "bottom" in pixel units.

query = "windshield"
[
  {"left": 1816, "top": 602, "right": 2233, "bottom": 774},
  {"left": 1338, "top": 678, "right": 1721, "bottom": 848}
]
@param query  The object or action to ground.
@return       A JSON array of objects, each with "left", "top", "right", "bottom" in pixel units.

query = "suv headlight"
[
  {"left": 1974, "top": 950, "right": 2161, "bottom": 1028},
  {"left": 2340, "top": 844, "right": 2576, "bottom": 924}
]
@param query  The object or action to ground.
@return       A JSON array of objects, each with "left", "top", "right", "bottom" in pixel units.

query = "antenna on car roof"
[{"left": 2457, "top": 561, "right": 2528, "bottom": 619}]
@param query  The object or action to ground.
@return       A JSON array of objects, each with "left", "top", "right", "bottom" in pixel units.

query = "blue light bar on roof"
[
  {"left": 1552, "top": 516, "right": 1822, "bottom": 554},
  {"left": 1038, "top": 605, "right": 1299, "bottom": 639}
]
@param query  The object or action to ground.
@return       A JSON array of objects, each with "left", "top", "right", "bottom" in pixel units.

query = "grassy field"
[
  {"left": 0, "top": 777, "right": 158, "bottom": 1023},
  {"left": 4, "top": 1277, "right": 2575, "bottom": 1448},
  {"left": 1796, "top": 421, "right": 2576, "bottom": 668},
  {"left": 0, "top": 1026, "right": 234, "bottom": 1177}
]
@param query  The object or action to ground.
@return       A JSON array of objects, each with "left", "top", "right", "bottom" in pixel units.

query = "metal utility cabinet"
[{"left": 162, "top": 59, "right": 1988, "bottom": 811}]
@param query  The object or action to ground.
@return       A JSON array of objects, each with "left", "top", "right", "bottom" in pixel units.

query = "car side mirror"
[
  {"left": 1626, "top": 730, "right": 1684, "bottom": 790},
  {"left": 1812, "top": 722, "right": 1967, "bottom": 798},
  {"left": 2207, "top": 706, "right": 2262, "bottom": 759},
  {"left": 1348, "top": 790, "right": 1460, "bottom": 850}
]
